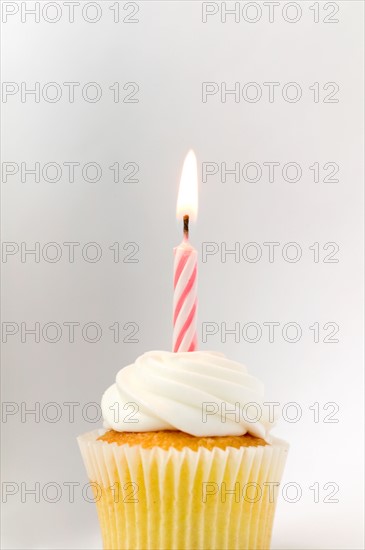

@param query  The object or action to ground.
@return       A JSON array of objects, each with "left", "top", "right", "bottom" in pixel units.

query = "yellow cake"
[{"left": 98, "top": 428, "right": 268, "bottom": 450}]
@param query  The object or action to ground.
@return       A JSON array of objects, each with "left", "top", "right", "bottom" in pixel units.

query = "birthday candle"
[{"left": 173, "top": 151, "right": 198, "bottom": 352}]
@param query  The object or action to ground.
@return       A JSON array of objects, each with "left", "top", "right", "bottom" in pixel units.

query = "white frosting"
[{"left": 101, "top": 350, "right": 275, "bottom": 440}]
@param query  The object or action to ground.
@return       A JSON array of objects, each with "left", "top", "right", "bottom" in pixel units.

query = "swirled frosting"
[{"left": 101, "top": 350, "right": 275, "bottom": 440}]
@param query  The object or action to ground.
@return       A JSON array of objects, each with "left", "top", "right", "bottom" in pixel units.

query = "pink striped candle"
[
  {"left": 173, "top": 236, "right": 198, "bottom": 352},
  {"left": 173, "top": 151, "right": 198, "bottom": 352}
]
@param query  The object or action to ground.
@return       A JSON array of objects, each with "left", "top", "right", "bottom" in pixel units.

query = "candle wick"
[{"left": 183, "top": 215, "right": 189, "bottom": 238}]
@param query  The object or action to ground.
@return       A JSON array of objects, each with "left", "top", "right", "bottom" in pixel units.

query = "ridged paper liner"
[{"left": 78, "top": 430, "right": 288, "bottom": 550}]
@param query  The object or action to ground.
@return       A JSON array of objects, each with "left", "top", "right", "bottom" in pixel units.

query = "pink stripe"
[
  {"left": 173, "top": 264, "right": 197, "bottom": 325},
  {"left": 173, "top": 301, "right": 197, "bottom": 352},
  {"left": 173, "top": 252, "right": 189, "bottom": 289},
  {"left": 188, "top": 333, "right": 198, "bottom": 352}
]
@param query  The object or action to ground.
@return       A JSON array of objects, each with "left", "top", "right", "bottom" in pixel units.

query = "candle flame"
[{"left": 176, "top": 150, "right": 198, "bottom": 221}]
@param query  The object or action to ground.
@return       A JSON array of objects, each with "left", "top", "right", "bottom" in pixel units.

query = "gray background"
[{"left": 1, "top": 1, "right": 364, "bottom": 549}]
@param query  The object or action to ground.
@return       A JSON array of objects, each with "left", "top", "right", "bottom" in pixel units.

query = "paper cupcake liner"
[{"left": 78, "top": 430, "right": 288, "bottom": 550}]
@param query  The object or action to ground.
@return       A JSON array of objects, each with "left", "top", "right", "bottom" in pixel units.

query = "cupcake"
[{"left": 78, "top": 350, "right": 288, "bottom": 550}]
